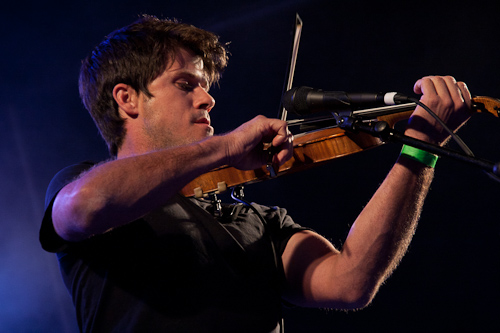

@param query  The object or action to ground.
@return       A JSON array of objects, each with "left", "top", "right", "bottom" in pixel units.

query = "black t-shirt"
[{"left": 40, "top": 162, "right": 306, "bottom": 332}]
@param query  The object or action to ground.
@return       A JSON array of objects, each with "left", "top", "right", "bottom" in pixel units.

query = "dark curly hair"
[{"left": 79, "top": 15, "right": 229, "bottom": 156}]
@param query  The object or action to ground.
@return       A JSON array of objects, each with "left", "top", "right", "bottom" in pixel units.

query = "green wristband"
[{"left": 400, "top": 145, "right": 438, "bottom": 168}]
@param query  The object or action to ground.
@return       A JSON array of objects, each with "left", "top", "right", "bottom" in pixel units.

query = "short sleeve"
[
  {"left": 255, "top": 204, "right": 311, "bottom": 256},
  {"left": 39, "top": 162, "right": 95, "bottom": 253}
]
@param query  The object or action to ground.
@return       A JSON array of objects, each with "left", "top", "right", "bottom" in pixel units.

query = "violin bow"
[
  {"left": 278, "top": 13, "right": 303, "bottom": 122},
  {"left": 265, "top": 14, "right": 303, "bottom": 177}
]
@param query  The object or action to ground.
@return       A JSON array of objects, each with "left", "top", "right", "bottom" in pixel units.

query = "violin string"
[{"left": 286, "top": 99, "right": 475, "bottom": 157}]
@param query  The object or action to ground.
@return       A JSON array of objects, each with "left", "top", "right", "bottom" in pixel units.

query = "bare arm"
[
  {"left": 52, "top": 115, "right": 293, "bottom": 242},
  {"left": 281, "top": 76, "right": 473, "bottom": 309}
]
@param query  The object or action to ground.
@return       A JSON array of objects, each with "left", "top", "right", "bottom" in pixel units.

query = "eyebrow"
[{"left": 175, "top": 70, "right": 210, "bottom": 90}]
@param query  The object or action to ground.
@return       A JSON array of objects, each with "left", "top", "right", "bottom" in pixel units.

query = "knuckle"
[{"left": 443, "top": 75, "right": 456, "bottom": 83}]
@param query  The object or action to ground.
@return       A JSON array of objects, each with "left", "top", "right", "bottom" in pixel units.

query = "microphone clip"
[
  {"left": 333, "top": 111, "right": 392, "bottom": 141},
  {"left": 333, "top": 111, "right": 500, "bottom": 182}
]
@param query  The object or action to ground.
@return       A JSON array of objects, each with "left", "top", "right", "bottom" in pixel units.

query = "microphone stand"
[{"left": 335, "top": 113, "right": 500, "bottom": 178}]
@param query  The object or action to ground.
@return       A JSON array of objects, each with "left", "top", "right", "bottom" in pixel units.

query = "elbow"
[
  {"left": 334, "top": 284, "right": 380, "bottom": 310},
  {"left": 344, "top": 290, "right": 376, "bottom": 310},
  {"left": 52, "top": 185, "right": 105, "bottom": 242}
]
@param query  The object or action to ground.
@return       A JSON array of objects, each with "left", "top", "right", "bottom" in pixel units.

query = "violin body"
[
  {"left": 181, "top": 126, "right": 381, "bottom": 197},
  {"left": 181, "top": 96, "right": 500, "bottom": 197}
]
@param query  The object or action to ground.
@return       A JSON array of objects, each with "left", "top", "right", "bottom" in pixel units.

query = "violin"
[
  {"left": 181, "top": 96, "right": 500, "bottom": 198},
  {"left": 181, "top": 14, "right": 500, "bottom": 198}
]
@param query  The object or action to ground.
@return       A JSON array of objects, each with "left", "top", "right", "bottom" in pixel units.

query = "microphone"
[{"left": 282, "top": 86, "right": 409, "bottom": 115}]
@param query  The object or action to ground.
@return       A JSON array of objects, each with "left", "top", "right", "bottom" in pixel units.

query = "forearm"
[
  {"left": 282, "top": 155, "right": 434, "bottom": 309},
  {"left": 52, "top": 115, "right": 293, "bottom": 242},
  {"left": 336, "top": 156, "right": 433, "bottom": 302},
  {"left": 338, "top": 76, "right": 471, "bottom": 295},
  {"left": 52, "top": 136, "right": 227, "bottom": 241}
]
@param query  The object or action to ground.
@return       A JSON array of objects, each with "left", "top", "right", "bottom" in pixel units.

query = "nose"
[{"left": 195, "top": 87, "right": 215, "bottom": 111}]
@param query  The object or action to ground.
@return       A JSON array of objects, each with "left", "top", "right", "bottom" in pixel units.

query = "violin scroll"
[{"left": 472, "top": 96, "right": 500, "bottom": 117}]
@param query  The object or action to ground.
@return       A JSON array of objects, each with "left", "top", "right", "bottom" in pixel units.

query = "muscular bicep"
[{"left": 281, "top": 230, "right": 367, "bottom": 309}]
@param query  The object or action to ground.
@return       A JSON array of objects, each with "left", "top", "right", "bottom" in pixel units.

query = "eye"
[{"left": 176, "top": 81, "right": 194, "bottom": 91}]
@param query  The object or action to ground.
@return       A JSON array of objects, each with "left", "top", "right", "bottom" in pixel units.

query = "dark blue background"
[{"left": 1, "top": 0, "right": 499, "bottom": 331}]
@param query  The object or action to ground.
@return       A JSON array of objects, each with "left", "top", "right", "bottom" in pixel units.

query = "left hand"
[{"left": 405, "top": 75, "right": 473, "bottom": 145}]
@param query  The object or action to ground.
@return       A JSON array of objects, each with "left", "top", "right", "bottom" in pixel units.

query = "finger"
[
  {"left": 414, "top": 76, "right": 438, "bottom": 96},
  {"left": 416, "top": 76, "right": 463, "bottom": 110},
  {"left": 457, "top": 81, "right": 472, "bottom": 109},
  {"left": 432, "top": 76, "right": 454, "bottom": 99},
  {"left": 439, "top": 76, "right": 473, "bottom": 112},
  {"left": 267, "top": 129, "right": 293, "bottom": 165},
  {"left": 268, "top": 120, "right": 290, "bottom": 146},
  {"left": 441, "top": 76, "right": 468, "bottom": 106},
  {"left": 275, "top": 130, "right": 294, "bottom": 164},
  {"left": 413, "top": 78, "right": 423, "bottom": 95}
]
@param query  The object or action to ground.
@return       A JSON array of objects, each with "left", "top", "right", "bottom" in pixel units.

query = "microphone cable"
[
  {"left": 403, "top": 96, "right": 500, "bottom": 182},
  {"left": 401, "top": 95, "right": 474, "bottom": 157}
]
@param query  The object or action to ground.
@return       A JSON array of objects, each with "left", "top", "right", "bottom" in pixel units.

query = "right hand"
[{"left": 222, "top": 115, "right": 294, "bottom": 170}]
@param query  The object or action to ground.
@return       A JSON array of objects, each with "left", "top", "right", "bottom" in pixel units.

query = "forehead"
[{"left": 167, "top": 48, "right": 205, "bottom": 74}]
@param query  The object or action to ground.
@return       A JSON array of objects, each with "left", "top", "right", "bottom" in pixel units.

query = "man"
[{"left": 40, "top": 15, "right": 472, "bottom": 332}]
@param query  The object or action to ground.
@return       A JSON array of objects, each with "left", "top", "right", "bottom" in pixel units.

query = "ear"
[{"left": 113, "top": 83, "right": 140, "bottom": 118}]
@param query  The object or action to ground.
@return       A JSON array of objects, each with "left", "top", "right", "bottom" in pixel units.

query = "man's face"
[{"left": 139, "top": 47, "right": 215, "bottom": 150}]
